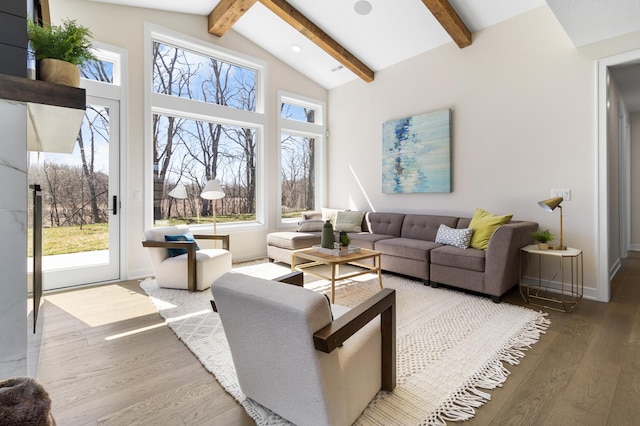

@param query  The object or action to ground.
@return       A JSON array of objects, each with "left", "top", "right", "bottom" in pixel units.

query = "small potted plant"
[
  {"left": 335, "top": 231, "right": 351, "bottom": 254},
  {"left": 531, "top": 229, "right": 553, "bottom": 250},
  {"left": 340, "top": 232, "right": 351, "bottom": 248},
  {"left": 27, "top": 19, "right": 96, "bottom": 87}
]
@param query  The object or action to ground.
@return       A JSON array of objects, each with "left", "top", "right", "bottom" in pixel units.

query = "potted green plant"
[
  {"left": 340, "top": 232, "right": 351, "bottom": 248},
  {"left": 27, "top": 19, "right": 96, "bottom": 87},
  {"left": 531, "top": 229, "right": 553, "bottom": 250}
]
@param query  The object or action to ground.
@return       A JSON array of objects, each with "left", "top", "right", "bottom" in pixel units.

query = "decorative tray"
[{"left": 312, "top": 245, "right": 361, "bottom": 255}]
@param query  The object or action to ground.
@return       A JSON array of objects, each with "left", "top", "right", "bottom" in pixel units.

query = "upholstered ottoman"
[{"left": 266, "top": 231, "right": 320, "bottom": 264}]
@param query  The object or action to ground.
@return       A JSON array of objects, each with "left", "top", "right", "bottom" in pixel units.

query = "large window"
[
  {"left": 147, "top": 26, "right": 265, "bottom": 228},
  {"left": 278, "top": 92, "right": 325, "bottom": 225}
]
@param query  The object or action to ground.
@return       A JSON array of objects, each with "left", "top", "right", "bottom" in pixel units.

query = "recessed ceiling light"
[
  {"left": 291, "top": 44, "right": 302, "bottom": 53},
  {"left": 354, "top": 0, "right": 372, "bottom": 15}
]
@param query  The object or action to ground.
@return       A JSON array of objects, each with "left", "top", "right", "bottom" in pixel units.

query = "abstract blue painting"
[{"left": 382, "top": 109, "right": 451, "bottom": 193}]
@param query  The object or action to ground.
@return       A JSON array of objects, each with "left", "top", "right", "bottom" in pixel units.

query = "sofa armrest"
[
  {"left": 313, "top": 288, "right": 396, "bottom": 391},
  {"left": 484, "top": 221, "right": 538, "bottom": 298}
]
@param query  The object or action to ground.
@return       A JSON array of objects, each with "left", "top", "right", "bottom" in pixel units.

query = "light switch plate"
[{"left": 551, "top": 188, "right": 571, "bottom": 200}]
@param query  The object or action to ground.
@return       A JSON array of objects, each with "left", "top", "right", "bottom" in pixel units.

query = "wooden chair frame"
[
  {"left": 314, "top": 287, "right": 396, "bottom": 391},
  {"left": 142, "top": 234, "right": 229, "bottom": 292}
]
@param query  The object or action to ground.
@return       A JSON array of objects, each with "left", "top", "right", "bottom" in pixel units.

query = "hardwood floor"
[
  {"left": 37, "top": 254, "right": 640, "bottom": 425},
  {"left": 37, "top": 281, "right": 254, "bottom": 426}
]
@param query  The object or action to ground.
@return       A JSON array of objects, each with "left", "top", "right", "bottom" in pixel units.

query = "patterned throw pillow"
[{"left": 435, "top": 224, "right": 474, "bottom": 249}]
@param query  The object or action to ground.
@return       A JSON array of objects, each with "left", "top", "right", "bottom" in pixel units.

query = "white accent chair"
[
  {"left": 142, "top": 225, "right": 231, "bottom": 291},
  {"left": 211, "top": 272, "right": 396, "bottom": 426}
]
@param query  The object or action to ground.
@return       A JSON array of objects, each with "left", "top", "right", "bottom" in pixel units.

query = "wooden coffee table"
[{"left": 291, "top": 247, "right": 383, "bottom": 303}]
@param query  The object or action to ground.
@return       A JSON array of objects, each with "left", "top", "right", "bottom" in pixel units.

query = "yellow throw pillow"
[{"left": 468, "top": 208, "right": 513, "bottom": 250}]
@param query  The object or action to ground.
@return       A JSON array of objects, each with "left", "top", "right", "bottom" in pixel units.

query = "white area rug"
[{"left": 141, "top": 262, "right": 550, "bottom": 425}]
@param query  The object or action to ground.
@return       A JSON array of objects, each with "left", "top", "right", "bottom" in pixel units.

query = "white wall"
[
  {"left": 328, "top": 6, "right": 640, "bottom": 300},
  {"left": 50, "top": 0, "right": 328, "bottom": 277},
  {"left": 631, "top": 112, "right": 640, "bottom": 249}
]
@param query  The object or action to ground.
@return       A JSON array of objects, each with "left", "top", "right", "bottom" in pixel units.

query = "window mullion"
[
  {"left": 279, "top": 118, "right": 322, "bottom": 136},
  {"left": 152, "top": 92, "right": 266, "bottom": 127}
]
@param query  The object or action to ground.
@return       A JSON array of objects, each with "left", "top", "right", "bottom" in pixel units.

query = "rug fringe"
[{"left": 429, "top": 311, "right": 550, "bottom": 425}]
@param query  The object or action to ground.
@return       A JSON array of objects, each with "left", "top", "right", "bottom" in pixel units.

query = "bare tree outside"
[
  {"left": 27, "top": 58, "right": 114, "bottom": 255},
  {"left": 151, "top": 41, "right": 257, "bottom": 225},
  {"left": 280, "top": 102, "right": 318, "bottom": 217}
]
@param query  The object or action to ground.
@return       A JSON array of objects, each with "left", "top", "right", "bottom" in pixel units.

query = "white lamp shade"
[
  {"left": 201, "top": 179, "right": 225, "bottom": 200},
  {"left": 168, "top": 183, "right": 188, "bottom": 199}
]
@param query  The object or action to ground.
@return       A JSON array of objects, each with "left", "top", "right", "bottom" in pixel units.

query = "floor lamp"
[
  {"left": 201, "top": 179, "right": 225, "bottom": 234},
  {"left": 537, "top": 196, "right": 566, "bottom": 250}
]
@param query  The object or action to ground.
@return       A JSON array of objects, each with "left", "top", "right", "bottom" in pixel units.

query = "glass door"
[{"left": 28, "top": 96, "right": 120, "bottom": 289}]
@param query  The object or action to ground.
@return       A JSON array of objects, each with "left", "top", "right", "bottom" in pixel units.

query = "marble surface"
[{"left": 0, "top": 100, "right": 28, "bottom": 379}]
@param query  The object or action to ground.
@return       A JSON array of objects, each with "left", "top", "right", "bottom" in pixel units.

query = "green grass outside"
[
  {"left": 30, "top": 212, "right": 300, "bottom": 256},
  {"left": 27, "top": 223, "right": 109, "bottom": 256}
]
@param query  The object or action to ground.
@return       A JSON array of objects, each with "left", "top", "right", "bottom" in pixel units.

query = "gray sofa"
[{"left": 266, "top": 211, "right": 537, "bottom": 302}]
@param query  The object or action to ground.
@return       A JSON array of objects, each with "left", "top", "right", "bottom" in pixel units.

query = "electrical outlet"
[{"left": 551, "top": 188, "right": 571, "bottom": 200}]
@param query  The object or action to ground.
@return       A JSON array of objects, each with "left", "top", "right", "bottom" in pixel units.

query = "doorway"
[
  {"left": 28, "top": 96, "right": 121, "bottom": 289},
  {"left": 598, "top": 48, "right": 640, "bottom": 302}
]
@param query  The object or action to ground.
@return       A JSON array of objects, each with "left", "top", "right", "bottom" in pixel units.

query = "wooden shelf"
[{"left": 0, "top": 73, "right": 85, "bottom": 109}]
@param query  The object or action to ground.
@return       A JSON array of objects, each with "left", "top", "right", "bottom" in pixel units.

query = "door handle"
[{"left": 113, "top": 195, "right": 118, "bottom": 215}]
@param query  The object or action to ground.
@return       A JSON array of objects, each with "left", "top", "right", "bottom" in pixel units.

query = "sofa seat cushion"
[
  {"left": 348, "top": 233, "right": 396, "bottom": 250},
  {"left": 375, "top": 237, "right": 441, "bottom": 261},
  {"left": 430, "top": 245, "right": 485, "bottom": 272},
  {"left": 267, "top": 231, "right": 321, "bottom": 250}
]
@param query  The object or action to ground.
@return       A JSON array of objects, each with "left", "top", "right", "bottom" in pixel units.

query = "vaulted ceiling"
[
  {"left": 90, "top": 0, "right": 546, "bottom": 88},
  {"left": 90, "top": 0, "right": 640, "bottom": 104}
]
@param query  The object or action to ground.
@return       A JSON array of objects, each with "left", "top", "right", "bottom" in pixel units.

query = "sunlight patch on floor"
[
  {"left": 104, "top": 322, "right": 167, "bottom": 340},
  {"left": 45, "top": 284, "right": 158, "bottom": 327}
]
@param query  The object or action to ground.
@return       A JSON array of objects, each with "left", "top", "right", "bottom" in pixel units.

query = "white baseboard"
[{"left": 127, "top": 267, "right": 154, "bottom": 281}]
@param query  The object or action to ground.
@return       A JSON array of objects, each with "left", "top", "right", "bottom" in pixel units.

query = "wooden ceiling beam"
[
  {"left": 258, "top": 0, "right": 374, "bottom": 83},
  {"left": 208, "top": 0, "right": 258, "bottom": 37},
  {"left": 421, "top": 0, "right": 472, "bottom": 48}
]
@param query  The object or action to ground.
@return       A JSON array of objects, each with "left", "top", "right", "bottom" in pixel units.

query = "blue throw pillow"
[{"left": 164, "top": 233, "right": 200, "bottom": 257}]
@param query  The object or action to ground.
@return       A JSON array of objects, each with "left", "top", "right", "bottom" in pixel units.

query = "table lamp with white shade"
[{"left": 201, "top": 179, "right": 225, "bottom": 234}]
